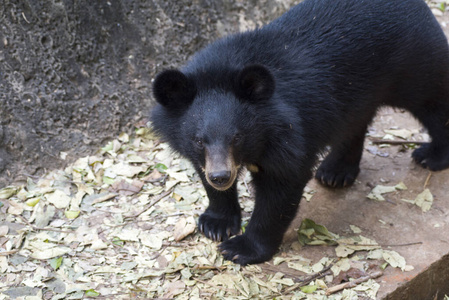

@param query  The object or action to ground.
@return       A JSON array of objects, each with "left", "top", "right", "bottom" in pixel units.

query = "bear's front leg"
[
  {"left": 219, "top": 173, "right": 308, "bottom": 265},
  {"left": 198, "top": 172, "right": 241, "bottom": 242}
]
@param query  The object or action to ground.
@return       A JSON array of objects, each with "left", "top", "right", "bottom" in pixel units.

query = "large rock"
[{"left": 0, "top": 0, "right": 294, "bottom": 187}]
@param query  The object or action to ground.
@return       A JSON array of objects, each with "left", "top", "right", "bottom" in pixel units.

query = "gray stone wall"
[{"left": 0, "top": 0, "right": 294, "bottom": 186}]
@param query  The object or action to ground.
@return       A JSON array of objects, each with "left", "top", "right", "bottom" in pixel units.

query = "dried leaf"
[
  {"left": 90, "top": 239, "right": 108, "bottom": 250},
  {"left": 90, "top": 193, "right": 117, "bottom": 204},
  {"left": 0, "top": 225, "right": 9, "bottom": 236},
  {"left": 107, "top": 162, "right": 146, "bottom": 177},
  {"left": 287, "top": 260, "right": 313, "bottom": 274},
  {"left": 331, "top": 258, "right": 351, "bottom": 276},
  {"left": 166, "top": 169, "right": 190, "bottom": 182},
  {"left": 30, "top": 247, "right": 71, "bottom": 260},
  {"left": 139, "top": 231, "right": 169, "bottom": 250},
  {"left": 118, "top": 132, "right": 129, "bottom": 143},
  {"left": 33, "top": 203, "right": 56, "bottom": 228},
  {"left": 45, "top": 190, "right": 71, "bottom": 209},
  {"left": 115, "top": 229, "right": 140, "bottom": 242},
  {"left": 350, "top": 225, "right": 362, "bottom": 234},
  {"left": 414, "top": 189, "right": 433, "bottom": 212},
  {"left": 383, "top": 250, "right": 406, "bottom": 271},
  {"left": 7, "top": 200, "right": 24, "bottom": 215},
  {"left": 163, "top": 281, "right": 186, "bottom": 298},
  {"left": 0, "top": 186, "right": 19, "bottom": 199},
  {"left": 401, "top": 188, "right": 434, "bottom": 212},
  {"left": 384, "top": 129, "right": 413, "bottom": 140},
  {"left": 173, "top": 216, "right": 196, "bottom": 241},
  {"left": 110, "top": 179, "right": 144, "bottom": 196},
  {"left": 367, "top": 182, "right": 407, "bottom": 201},
  {"left": 336, "top": 236, "right": 380, "bottom": 257},
  {"left": 311, "top": 257, "right": 331, "bottom": 273}
]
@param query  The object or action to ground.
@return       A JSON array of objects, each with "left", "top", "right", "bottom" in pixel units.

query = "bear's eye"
[
  {"left": 194, "top": 138, "right": 204, "bottom": 149},
  {"left": 233, "top": 134, "right": 243, "bottom": 145}
]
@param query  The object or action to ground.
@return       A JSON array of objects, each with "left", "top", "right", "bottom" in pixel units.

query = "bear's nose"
[{"left": 208, "top": 171, "right": 231, "bottom": 186}]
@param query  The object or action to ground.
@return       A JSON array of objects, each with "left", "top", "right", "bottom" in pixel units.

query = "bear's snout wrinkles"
[{"left": 204, "top": 146, "right": 237, "bottom": 191}]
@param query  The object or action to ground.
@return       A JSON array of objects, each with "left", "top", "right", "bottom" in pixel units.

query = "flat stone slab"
[{"left": 283, "top": 108, "right": 449, "bottom": 299}]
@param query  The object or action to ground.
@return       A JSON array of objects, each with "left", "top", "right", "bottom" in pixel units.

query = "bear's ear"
[
  {"left": 235, "top": 64, "right": 275, "bottom": 103},
  {"left": 152, "top": 69, "right": 196, "bottom": 109}
]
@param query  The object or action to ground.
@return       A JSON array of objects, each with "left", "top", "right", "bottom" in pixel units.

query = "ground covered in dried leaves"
[
  {"left": 0, "top": 126, "right": 423, "bottom": 299},
  {"left": 2, "top": 1, "right": 449, "bottom": 300}
]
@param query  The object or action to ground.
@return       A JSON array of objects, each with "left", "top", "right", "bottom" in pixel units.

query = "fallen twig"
[
  {"left": 382, "top": 241, "right": 422, "bottom": 247},
  {"left": 16, "top": 215, "right": 73, "bottom": 234},
  {"left": 424, "top": 171, "right": 432, "bottom": 189},
  {"left": 124, "top": 185, "right": 177, "bottom": 220},
  {"left": 193, "top": 278, "right": 235, "bottom": 293},
  {"left": 326, "top": 271, "right": 383, "bottom": 295},
  {"left": 18, "top": 173, "right": 85, "bottom": 185},
  {"left": 338, "top": 241, "right": 422, "bottom": 248},
  {"left": 0, "top": 250, "right": 19, "bottom": 256},
  {"left": 283, "top": 262, "right": 335, "bottom": 294},
  {"left": 193, "top": 265, "right": 227, "bottom": 271},
  {"left": 370, "top": 139, "right": 425, "bottom": 145},
  {"left": 298, "top": 262, "right": 334, "bottom": 285}
]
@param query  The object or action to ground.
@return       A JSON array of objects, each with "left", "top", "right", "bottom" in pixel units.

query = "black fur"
[
  {"left": 151, "top": 0, "right": 449, "bottom": 265},
  {"left": 153, "top": 70, "right": 197, "bottom": 111}
]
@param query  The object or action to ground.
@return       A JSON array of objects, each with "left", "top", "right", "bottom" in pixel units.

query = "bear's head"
[{"left": 152, "top": 64, "right": 275, "bottom": 191}]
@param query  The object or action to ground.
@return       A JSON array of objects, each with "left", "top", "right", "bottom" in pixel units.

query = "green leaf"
[
  {"left": 103, "top": 176, "right": 115, "bottom": 185},
  {"left": 112, "top": 237, "right": 124, "bottom": 247},
  {"left": 301, "top": 228, "right": 316, "bottom": 239},
  {"left": 300, "top": 285, "right": 318, "bottom": 293},
  {"left": 297, "top": 219, "right": 337, "bottom": 246},
  {"left": 49, "top": 257, "right": 63, "bottom": 270},
  {"left": 25, "top": 197, "right": 41, "bottom": 207},
  {"left": 85, "top": 289, "right": 100, "bottom": 297},
  {"left": 101, "top": 141, "right": 114, "bottom": 153},
  {"left": 241, "top": 220, "right": 249, "bottom": 233},
  {"left": 154, "top": 163, "right": 168, "bottom": 173},
  {"left": 65, "top": 210, "right": 80, "bottom": 219}
]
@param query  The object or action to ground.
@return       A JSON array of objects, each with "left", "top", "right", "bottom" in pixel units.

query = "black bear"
[{"left": 150, "top": 0, "right": 449, "bottom": 265}]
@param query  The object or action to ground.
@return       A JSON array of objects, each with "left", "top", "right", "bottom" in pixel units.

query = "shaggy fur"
[{"left": 151, "top": 0, "right": 449, "bottom": 265}]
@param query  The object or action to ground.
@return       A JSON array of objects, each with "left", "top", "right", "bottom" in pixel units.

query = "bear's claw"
[
  {"left": 198, "top": 210, "right": 241, "bottom": 242},
  {"left": 218, "top": 234, "right": 277, "bottom": 265}
]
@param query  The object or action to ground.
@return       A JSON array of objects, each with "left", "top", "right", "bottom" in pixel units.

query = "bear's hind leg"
[
  {"left": 410, "top": 102, "right": 449, "bottom": 171},
  {"left": 315, "top": 125, "right": 367, "bottom": 188}
]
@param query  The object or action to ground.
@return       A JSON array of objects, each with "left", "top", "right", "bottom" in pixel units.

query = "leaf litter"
[
  {"left": 367, "top": 182, "right": 407, "bottom": 201},
  {"left": 0, "top": 127, "right": 417, "bottom": 299}
]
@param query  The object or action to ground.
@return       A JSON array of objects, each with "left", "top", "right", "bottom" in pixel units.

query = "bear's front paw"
[
  {"left": 315, "top": 162, "right": 360, "bottom": 188},
  {"left": 198, "top": 210, "right": 241, "bottom": 242},
  {"left": 219, "top": 234, "right": 277, "bottom": 265}
]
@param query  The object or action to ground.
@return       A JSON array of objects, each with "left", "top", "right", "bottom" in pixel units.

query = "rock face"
[{"left": 0, "top": 0, "right": 293, "bottom": 186}]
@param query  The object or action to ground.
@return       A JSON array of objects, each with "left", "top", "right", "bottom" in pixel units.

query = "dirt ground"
[{"left": 1, "top": 1, "right": 449, "bottom": 299}]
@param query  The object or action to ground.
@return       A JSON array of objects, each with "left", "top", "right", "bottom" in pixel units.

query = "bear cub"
[{"left": 151, "top": 0, "right": 449, "bottom": 265}]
